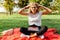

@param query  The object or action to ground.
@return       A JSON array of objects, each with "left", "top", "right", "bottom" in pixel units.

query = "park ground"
[{"left": 0, "top": 14, "right": 60, "bottom": 34}]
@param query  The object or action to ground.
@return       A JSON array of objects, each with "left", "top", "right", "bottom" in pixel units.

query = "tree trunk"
[{"left": 10, "top": 11, "right": 12, "bottom": 15}]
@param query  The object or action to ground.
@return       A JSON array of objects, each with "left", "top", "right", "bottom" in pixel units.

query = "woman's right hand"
[{"left": 24, "top": 5, "right": 30, "bottom": 9}]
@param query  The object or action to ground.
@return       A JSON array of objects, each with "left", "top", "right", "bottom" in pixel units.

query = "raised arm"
[
  {"left": 39, "top": 5, "right": 52, "bottom": 15},
  {"left": 18, "top": 5, "right": 30, "bottom": 15}
]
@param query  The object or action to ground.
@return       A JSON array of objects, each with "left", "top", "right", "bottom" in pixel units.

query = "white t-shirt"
[{"left": 28, "top": 11, "right": 42, "bottom": 26}]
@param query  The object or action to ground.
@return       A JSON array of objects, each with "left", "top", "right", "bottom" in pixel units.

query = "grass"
[{"left": 0, "top": 14, "right": 60, "bottom": 33}]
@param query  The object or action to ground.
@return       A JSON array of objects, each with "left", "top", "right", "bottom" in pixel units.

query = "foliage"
[
  {"left": 29, "top": 0, "right": 52, "bottom": 7},
  {"left": 3, "top": 0, "right": 15, "bottom": 15},
  {"left": 29, "top": 0, "right": 60, "bottom": 11},
  {"left": 29, "top": 0, "right": 41, "bottom": 4},
  {"left": 1, "top": 0, "right": 60, "bottom": 15},
  {"left": 27, "top": 0, "right": 60, "bottom": 10},
  {"left": 50, "top": 0, "right": 60, "bottom": 13},
  {"left": 18, "top": 0, "right": 28, "bottom": 8}
]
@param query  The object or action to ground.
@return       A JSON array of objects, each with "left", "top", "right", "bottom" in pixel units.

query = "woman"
[
  {"left": 1, "top": 2, "right": 52, "bottom": 38},
  {"left": 19, "top": 2, "right": 52, "bottom": 37}
]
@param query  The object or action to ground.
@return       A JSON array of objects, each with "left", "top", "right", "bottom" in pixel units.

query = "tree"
[
  {"left": 29, "top": 0, "right": 52, "bottom": 7},
  {"left": 49, "top": 0, "right": 60, "bottom": 11},
  {"left": 29, "top": 0, "right": 41, "bottom": 4},
  {"left": 18, "top": 0, "right": 28, "bottom": 8},
  {"left": 18, "top": 0, "right": 52, "bottom": 8},
  {"left": 3, "top": 0, "right": 15, "bottom": 15}
]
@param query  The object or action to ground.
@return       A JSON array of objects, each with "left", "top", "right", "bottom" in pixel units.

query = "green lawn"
[{"left": 0, "top": 14, "right": 60, "bottom": 33}]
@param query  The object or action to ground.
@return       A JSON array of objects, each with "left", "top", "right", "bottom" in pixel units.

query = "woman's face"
[{"left": 30, "top": 5, "right": 38, "bottom": 14}]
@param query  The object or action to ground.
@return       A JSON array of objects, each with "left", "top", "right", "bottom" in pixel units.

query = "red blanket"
[{"left": 0, "top": 28, "right": 60, "bottom": 40}]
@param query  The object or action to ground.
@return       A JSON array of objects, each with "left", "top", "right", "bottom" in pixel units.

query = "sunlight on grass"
[
  {"left": 42, "top": 15, "right": 60, "bottom": 19},
  {"left": 0, "top": 14, "right": 28, "bottom": 20},
  {"left": 0, "top": 14, "right": 60, "bottom": 19}
]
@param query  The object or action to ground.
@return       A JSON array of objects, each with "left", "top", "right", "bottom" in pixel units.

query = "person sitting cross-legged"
[{"left": 20, "top": 25, "right": 48, "bottom": 38}]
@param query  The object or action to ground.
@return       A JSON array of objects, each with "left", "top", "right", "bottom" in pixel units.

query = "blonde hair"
[
  {"left": 29, "top": 2, "right": 39, "bottom": 8},
  {"left": 28, "top": 2, "right": 40, "bottom": 13}
]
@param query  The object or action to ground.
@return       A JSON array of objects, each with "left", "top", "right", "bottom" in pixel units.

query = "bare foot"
[
  {"left": 2, "top": 29, "right": 13, "bottom": 36},
  {"left": 30, "top": 33, "right": 37, "bottom": 37}
]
